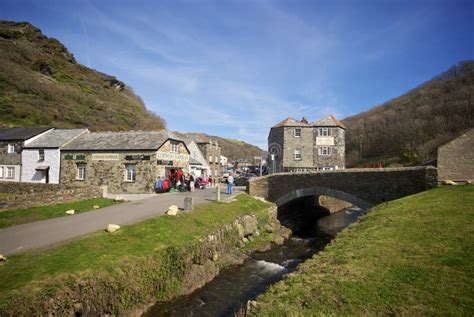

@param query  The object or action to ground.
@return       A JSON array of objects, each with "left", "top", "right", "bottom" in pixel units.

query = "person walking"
[
  {"left": 227, "top": 173, "right": 234, "bottom": 195},
  {"left": 189, "top": 174, "right": 195, "bottom": 192}
]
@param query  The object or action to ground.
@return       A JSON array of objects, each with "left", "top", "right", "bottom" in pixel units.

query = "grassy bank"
[
  {"left": 0, "top": 198, "right": 117, "bottom": 229},
  {"left": 0, "top": 194, "right": 272, "bottom": 314},
  {"left": 254, "top": 186, "right": 474, "bottom": 316}
]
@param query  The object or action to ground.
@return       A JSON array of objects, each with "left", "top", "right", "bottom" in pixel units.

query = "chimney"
[{"left": 301, "top": 117, "right": 309, "bottom": 124}]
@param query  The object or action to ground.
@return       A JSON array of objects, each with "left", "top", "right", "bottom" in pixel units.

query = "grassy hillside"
[
  {"left": 255, "top": 185, "right": 474, "bottom": 316},
  {"left": 0, "top": 21, "right": 165, "bottom": 131},
  {"left": 174, "top": 131, "right": 265, "bottom": 162},
  {"left": 343, "top": 61, "right": 474, "bottom": 166}
]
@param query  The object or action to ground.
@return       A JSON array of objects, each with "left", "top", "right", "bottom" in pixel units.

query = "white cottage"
[
  {"left": 186, "top": 140, "right": 210, "bottom": 178},
  {"left": 21, "top": 129, "right": 89, "bottom": 184}
]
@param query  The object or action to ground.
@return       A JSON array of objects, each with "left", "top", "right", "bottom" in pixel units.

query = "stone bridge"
[{"left": 247, "top": 167, "right": 437, "bottom": 209}]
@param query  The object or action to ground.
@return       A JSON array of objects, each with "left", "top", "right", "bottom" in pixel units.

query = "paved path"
[{"left": 0, "top": 186, "right": 245, "bottom": 256}]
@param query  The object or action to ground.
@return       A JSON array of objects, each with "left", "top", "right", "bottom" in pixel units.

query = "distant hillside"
[
  {"left": 0, "top": 21, "right": 165, "bottom": 130},
  {"left": 343, "top": 61, "right": 474, "bottom": 166},
  {"left": 173, "top": 132, "right": 265, "bottom": 162}
]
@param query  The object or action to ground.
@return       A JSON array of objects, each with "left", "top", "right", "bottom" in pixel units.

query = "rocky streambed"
[{"left": 142, "top": 206, "right": 365, "bottom": 317}]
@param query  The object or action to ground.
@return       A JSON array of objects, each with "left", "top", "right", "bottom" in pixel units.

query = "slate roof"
[
  {"left": 312, "top": 115, "right": 346, "bottom": 129},
  {"left": 62, "top": 130, "right": 183, "bottom": 151},
  {"left": 190, "top": 157, "right": 202, "bottom": 165},
  {"left": 0, "top": 127, "right": 52, "bottom": 141},
  {"left": 272, "top": 117, "right": 310, "bottom": 128},
  {"left": 24, "top": 129, "right": 89, "bottom": 148}
]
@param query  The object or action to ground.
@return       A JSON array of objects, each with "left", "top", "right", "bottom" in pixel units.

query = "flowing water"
[{"left": 143, "top": 206, "right": 364, "bottom": 317}]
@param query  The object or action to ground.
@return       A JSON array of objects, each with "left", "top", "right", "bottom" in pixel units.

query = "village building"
[
  {"left": 186, "top": 139, "right": 211, "bottom": 178},
  {"left": 60, "top": 131, "right": 190, "bottom": 194},
  {"left": 0, "top": 127, "right": 53, "bottom": 182},
  {"left": 437, "top": 128, "right": 474, "bottom": 182},
  {"left": 197, "top": 140, "right": 222, "bottom": 182},
  {"left": 22, "top": 128, "right": 89, "bottom": 184},
  {"left": 268, "top": 115, "right": 345, "bottom": 173}
]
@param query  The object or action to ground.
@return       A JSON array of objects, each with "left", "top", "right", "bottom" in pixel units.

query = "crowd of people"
[{"left": 154, "top": 168, "right": 213, "bottom": 193}]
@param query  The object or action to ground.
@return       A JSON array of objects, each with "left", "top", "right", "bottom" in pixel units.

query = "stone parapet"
[{"left": 247, "top": 166, "right": 438, "bottom": 208}]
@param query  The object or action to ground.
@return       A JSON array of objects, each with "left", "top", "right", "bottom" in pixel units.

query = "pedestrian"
[
  {"left": 227, "top": 173, "right": 234, "bottom": 195},
  {"left": 190, "top": 174, "right": 195, "bottom": 192}
]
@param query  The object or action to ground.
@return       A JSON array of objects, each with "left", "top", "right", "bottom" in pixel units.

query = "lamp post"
[{"left": 254, "top": 156, "right": 263, "bottom": 176}]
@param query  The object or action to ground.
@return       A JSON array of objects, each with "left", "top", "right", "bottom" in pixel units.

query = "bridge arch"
[{"left": 275, "top": 186, "right": 373, "bottom": 210}]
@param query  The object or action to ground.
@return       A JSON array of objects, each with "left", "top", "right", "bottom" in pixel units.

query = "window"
[
  {"left": 318, "top": 147, "right": 331, "bottom": 155},
  {"left": 209, "top": 155, "right": 213, "bottom": 163},
  {"left": 76, "top": 164, "right": 86, "bottom": 180},
  {"left": 294, "top": 128, "right": 301, "bottom": 137},
  {"left": 0, "top": 166, "right": 3, "bottom": 179},
  {"left": 6, "top": 166, "right": 15, "bottom": 179},
  {"left": 214, "top": 169, "right": 218, "bottom": 176},
  {"left": 294, "top": 148, "right": 302, "bottom": 160},
  {"left": 215, "top": 156, "right": 218, "bottom": 163},
  {"left": 318, "top": 128, "right": 331, "bottom": 137},
  {"left": 125, "top": 164, "right": 136, "bottom": 182},
  {"left": 170, "top": 142, "right": 178, "bottom": 153},
  {"left": 7, "top": 144, "right": 15, "bottom": 154},
  {"left": 38, "top": 149, "right": 45, "bottom": 161}
]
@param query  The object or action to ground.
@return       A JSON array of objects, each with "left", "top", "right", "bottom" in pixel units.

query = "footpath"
[{"left": 0, "top": 186, "right": 244, "bottom": 255}]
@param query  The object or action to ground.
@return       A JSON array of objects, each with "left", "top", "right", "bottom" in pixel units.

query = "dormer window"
[
  {"left": 7, "top": 144, "right": 15, "bottom": 153},
  {"left": 294, "top": 128, "right": 301, "bottom": 137}
]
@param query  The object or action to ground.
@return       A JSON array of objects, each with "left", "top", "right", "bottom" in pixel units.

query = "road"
[{"left": 0, "top": 186, "right": 245, "bottom": 256}]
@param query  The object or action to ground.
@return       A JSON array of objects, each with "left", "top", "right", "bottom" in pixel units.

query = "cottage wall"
[
  {"left": 267, "top": 126, "right": 284, "bottom": 173},
  {"left": 282, "top": 126, "right": 313, "bottom": 171},
  {"left": 22, "top": 149, "right": 61, "bottom": 184},
  {"left": 60, "top": 140, "right": 189, "bottom": 194},
  {"left": 313, "top": 127, "right": 345, "bottom": 169}
]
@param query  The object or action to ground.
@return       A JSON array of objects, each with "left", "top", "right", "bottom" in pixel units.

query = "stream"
[{"left": 143, "top": 206, "right": 365, "bottom": 317}]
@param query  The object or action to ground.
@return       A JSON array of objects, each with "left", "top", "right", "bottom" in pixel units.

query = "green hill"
[
  {"left": 0, "top": 21, "right": 166, "bottom": 131},
  {"left": 342, "top": 61, "right": 474, "bottom": 166}
]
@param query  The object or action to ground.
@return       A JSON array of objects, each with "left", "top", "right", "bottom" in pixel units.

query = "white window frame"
[
  {"left": 170, "top": 142, "right": 178, "bottom": 153},
  {"left": 7, "top": 144, "right": 15, "bottom": 154},
  {"left": 209, "top": 155, "right": 213, "bottom": 163},
  {"left": 76, "top": 164, "right": 86, "bottom": 180},
  {"left": 38, "top": 149, "right": 45, "bottom": 161},
  {"left": 125, "top": 164, "right": 137, "bottom": 182},
  {"left": 215, "top": 156, "right": 218, "bottom": 163},
  {"left": 6, "top": 166, "right": 15, "bottom": 179},
  {"left": 294, "top": 128, "right": 301, "bottom": 137},
  {"left": 214, "top": 169, "right": 218, "bottom": 176},
  {"left": 318, "top": 147, "right": 331, "bottom": 156},
  {"left": 294, "top": 148, "right": 302, "bottom": 160},
  {"left": 318, "top": 128, "right": 331, "bottom": 137},
  {"left": 0, "top": 166, "right": 4, "bottom": 179}
]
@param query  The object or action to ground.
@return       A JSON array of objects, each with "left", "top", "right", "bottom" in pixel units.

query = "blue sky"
[{"left": 1, "top": 0, "right": 473, "bottom": 148}]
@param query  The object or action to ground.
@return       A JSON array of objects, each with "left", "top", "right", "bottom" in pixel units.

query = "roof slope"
[
  {"left": 0, "top": 127, "right": 52, "bottom": 141},
  {"left": 62, "top": 130, "right": 181, "bottom": 150},
  {"left": 312, "top": 115, "right": 346, "bottom": 129},
  {"left": 272, "top": 117, "right": 310, "bottom": 128},
  {"left": 24, "top": 129, "right": 89, "bottom": 148}
]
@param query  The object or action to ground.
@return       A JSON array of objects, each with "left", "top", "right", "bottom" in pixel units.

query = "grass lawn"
[
  {"left": 0, "top": 194, "right": 270, "bottom": 297},
  {"left": 0, "top": 198, "right": 118, "bottom": 229},
  {"left": 255, "top": 186, "right": 474, "bottom": 316}
]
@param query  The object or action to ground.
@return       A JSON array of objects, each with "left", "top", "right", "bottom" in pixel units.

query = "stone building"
[
  {"left": 22, "top": 129, "right": 89, "bottom": 184},
  {"left": 0, "top": 127, "right": 53, "bottom": 182},
  {"left": 437, "top": 128, "right": 474, "bottom": 182},
  {"left": 60, "top": 131, "right": 189, "bottom": 194},
  {"left": 197, "top": 140, "right": 222, "bottom": 182},
  {"left": 268, "top": 115, "right": 345, "bottom": 173}
]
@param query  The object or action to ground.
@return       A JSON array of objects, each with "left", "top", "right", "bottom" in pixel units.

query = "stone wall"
[
  {"left": 282, "top": 126, "right": 314, "bottom": 170},
  {"left": 248, "top": 167, "right": 438, "bottom": 208},
  {"left": 313, "top": 127, "right": 345, "bottom": 169},
  {"left": 267, "top": 126, "right": 284, "bottom": 172},
  {"left": 0, "top": 181, "right": 102, "bottom": 211},
  {"left": 438, "top": 128, "right": 474, "bottom": 182}
]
